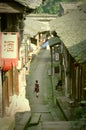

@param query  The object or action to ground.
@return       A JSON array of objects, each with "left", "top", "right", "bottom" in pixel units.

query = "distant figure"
[
  {"left": 51, "top": 30, "right": 60, "bottom": 38},
  {"left": 41, "top": 32, "right": 51, "bottom": 49},
  {"left": 34, "top": 80, "right": 39, "bottom": 98},
  {"left": 55, "top": 80, "right": 62, "bottom": 90}
]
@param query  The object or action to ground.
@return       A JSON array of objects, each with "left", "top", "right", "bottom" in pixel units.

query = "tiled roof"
[
  {"left": 68, "top": 40, "right": 86, "bottom": 63},
  {"left": 50, "top": 3, "right": 86, "bottom": 63},
  {"left": 0, "top": 0, "right": 43, "bottom": 13},
  {"left": 0, "top": 2, "right": 23, "bottom": 13},
  {"left": 78, "top": 2, "right": 86, "bottom": 12},
  {"left": 59, "top": 1, "right": 82, "bottom": 12},
  {"left": 15, "top": 0, "right": 43, "bottom": 9},
  {"left": 24, "top": 18, "right": 50, "bottom": 37}
]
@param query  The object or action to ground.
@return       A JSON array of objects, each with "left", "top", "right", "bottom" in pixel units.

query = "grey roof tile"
[
  {"left": 69, "top": 40, "right": 86, "bottom": 63},
  {"left": 50, "top": 3, "right": 86, "bottom": 63},
  {"left": 24, "top": 18, "right": 50, "bottom": 37},
  {"left": 48, "top": 37, "right": 61, "bottom": 47},
  {"left": 15, "top": 0, "right": 42, "bottom": 9}
]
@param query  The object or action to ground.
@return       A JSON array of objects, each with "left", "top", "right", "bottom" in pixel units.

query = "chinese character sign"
[
  {"left": 0, "top": 32, "right": 19, "bottom": 71},
  {"left": 3, "top": 41, "right": 14, "bottom": 52}
]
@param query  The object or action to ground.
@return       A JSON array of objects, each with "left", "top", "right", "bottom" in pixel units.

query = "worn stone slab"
[
  {"left": 31, "top": 105, "right": 50, "bottom": 113},
  {"left": 42, "top": 121, "right": 71, "bottom": 130},
  {"left": 56, "top": 97, "right": 70, "bottom": 120},
  {"left": 14, "top": 125, "right": 24, "bottom": 130},
  {"left": 27, "top": 123, "right": 42, "bottom": 130},
  {"left": 0, "top": 117, "right": 15, "bottom": 130},
  {"left": 29, "top": 113, "right": 41, "bottom": 125},
  {"left": 42, "top": 121, "right": 83, "bottom": 130},
  {"left": 15, "top": 111, "right": 31, "bottom": 130}
]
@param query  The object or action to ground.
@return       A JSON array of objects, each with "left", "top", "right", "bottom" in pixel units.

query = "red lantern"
[{"left": 2, "top": 65, "right": 12, "bottom": 71}]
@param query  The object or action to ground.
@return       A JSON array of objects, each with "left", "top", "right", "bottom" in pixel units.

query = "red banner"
[{"left": 0, "top": 32, "right": 19, "bottom": 71}]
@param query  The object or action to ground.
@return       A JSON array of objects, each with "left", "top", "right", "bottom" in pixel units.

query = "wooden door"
[{"left": 2, "top": 76, "right": 9, "bottom": 116}]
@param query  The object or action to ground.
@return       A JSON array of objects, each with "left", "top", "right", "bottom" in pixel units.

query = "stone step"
[
  {"left": 42, "top": 121, "right": 82, "bottom": 130},
  {"left": 14, "top": 111, "right": 31, "bottom": 130},
  {"left": 0, "top": 117, "right": 15, "bottom": 130},
  {"left": 29, "top": 113, "right": 41, "bottom": 125},
  {"left": 42, "top": 121, "right": 70, "bottom": 130},
  {"left": 27, "top": 123, "right": 42, "bottom": 130},
  {"left": 31, "top": 105, "right": 50, "bottom": 113}
]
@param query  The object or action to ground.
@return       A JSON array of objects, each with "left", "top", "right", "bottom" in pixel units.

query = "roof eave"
[{"left": 14, "top": 0, "right": 43, "bottom": 9}]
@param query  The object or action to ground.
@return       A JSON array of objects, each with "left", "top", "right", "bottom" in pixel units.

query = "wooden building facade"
[
  {"left": 0, "top": 0, "right": 43, "bottom": 117},
  {"left": 50, "top": 2, "right": 86, "bottom": 107}
]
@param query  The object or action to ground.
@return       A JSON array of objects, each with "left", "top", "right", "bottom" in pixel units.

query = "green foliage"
[
  {"left": 37, "top": 7, "right": 44, "bottom": 13},
  {"left": 75, "top": 106, "right": 86, "bottom": 121},
  {"left": 35, "top": 0, "right": 80, "bottom": 14}
]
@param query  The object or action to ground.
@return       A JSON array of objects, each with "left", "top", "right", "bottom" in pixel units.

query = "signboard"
[
  {"left": 54, "top": 53, "right": 59, "bottom": 61},
  {"left": 0, "top": 32, "right": 19, "bottom": 71}
]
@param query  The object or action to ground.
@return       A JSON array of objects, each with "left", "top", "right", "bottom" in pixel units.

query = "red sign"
[{"left": 0, "top": 32, "right": 19, "bottom": 71}]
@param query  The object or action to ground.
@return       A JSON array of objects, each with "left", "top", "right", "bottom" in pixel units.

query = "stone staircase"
[
  {"left": 42, "top": 121, "right": 71, "bottom": 130},
  {"left": 26, "top": 120, "right": 84, "bottom": 130},
  {"left": 14, "top": 111, "right": 41, "bottom": 130},
  {"left": 14, "top": 111, "right": 31, "bottom": 130},
  {"left": 29, "top": 113, "right": 41, "bottom": 126},
  {"left": 42, "top": 121, "right": 84, "bottom": 130},
  {"left": 14, "top": 111, "right": 85, "bottom": 130}
]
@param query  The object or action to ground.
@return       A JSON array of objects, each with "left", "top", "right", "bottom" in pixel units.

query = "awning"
[
  {"left": 0, "top": 3, "right": 23, "bottom": 13},
  {"left": 49, "top": 37, "right": 61, "bottom": 47}
]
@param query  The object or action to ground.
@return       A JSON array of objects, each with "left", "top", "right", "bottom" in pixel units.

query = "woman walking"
[{"left": 34, "top": 80, "right": 39, "bottom": 98}]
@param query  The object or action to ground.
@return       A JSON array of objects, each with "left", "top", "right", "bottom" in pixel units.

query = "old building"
[
  {"left": 58, "top": 1, "right": 82, "bottom": 16},
  {"left": 0, "top": 0, "right": 44, "bottom": 117},
  {"left": 50, "top": 2, "right": 86, "bottom": 110}
]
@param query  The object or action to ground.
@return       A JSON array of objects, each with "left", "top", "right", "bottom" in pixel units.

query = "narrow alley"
[
  {"left": 25, "top": 49, "right": 66, "bottom": 130},
  {"left": 0, "top": 1, "right": 86, "bottom": 130},
  {"left": 14, "top": 49, "right": 84, "bottom": 130}
]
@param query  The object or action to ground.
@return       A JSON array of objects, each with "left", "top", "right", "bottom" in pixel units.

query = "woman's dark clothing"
[
  {"left": 35, "top": 83, "right": 39, "bottom": 92},
  {"left": 34, "top": 81, "right": 39, "bottom": 97}
]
